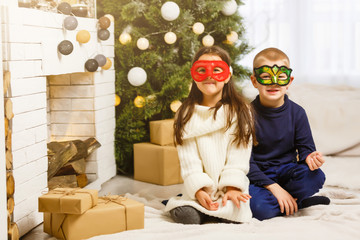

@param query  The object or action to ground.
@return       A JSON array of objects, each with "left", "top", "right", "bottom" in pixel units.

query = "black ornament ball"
[
  {"left": 57, "top": 40, "right": 73, "bottom": 55},
  {"left": 57, "top": 2, "right": 72, "bottom": 15},
  {"left": 85, "top": 59, "right": 99, "bottom": 72},
  {"left": 97, "top": 29, "right": 110, "bottom": 41}
]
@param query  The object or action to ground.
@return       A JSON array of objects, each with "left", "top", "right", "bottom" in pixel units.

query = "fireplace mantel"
[{"left": 1, "top": 0, "right": 116, "bottom": 236}]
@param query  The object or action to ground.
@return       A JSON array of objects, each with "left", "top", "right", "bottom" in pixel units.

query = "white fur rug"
[{"left": 89, "top": 156, "right": 360, "bottom": 240}]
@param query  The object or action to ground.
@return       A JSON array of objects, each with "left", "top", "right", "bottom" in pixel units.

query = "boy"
[{"left": 248, "top": 47, "right": 330, "bottom": 221}]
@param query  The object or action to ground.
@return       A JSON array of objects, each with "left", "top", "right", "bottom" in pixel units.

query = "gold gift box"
[
  {"left": 39, "top": 188, "right": 98, "bottom": 214},
  {"left": 149, "top": 119, "right": 174, "bottom": 146},
  {"left": 44, "top": 196, "right": 144, "bottom": 240},
  {"left": 134, "top": 142, "right": 183, "bottom": 186}
]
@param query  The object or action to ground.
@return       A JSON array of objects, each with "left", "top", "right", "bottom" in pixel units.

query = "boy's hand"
[
  {"left": 265, "top": 183, "right": 298, "bottom": 216},
  {"left": 306, "top": 151, "right": 325, "bottom": 171},
  {"left": 195, "top": 189, "right": 219, "bottom": 211},
  {"left": 222, "top": 186, "right": 251, "bottom": 208}
]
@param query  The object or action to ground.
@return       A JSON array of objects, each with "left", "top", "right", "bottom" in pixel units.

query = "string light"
[
  {"left": 164, "top": 32, "right": 177, "bottom": 44},
  {"left": 119, "top": 32, "right": 132, "bottom": 45},
  {"left": 137, "top": 37, "right": 150, "bottom": 50},
  {"left": 202, "top": 34, "right": 214, "bottom": 47},
  {"left": 192, "top": 22, "right": 205, "bottom": 35}
]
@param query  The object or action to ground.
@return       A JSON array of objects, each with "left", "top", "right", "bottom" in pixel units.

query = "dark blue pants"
[{"left": 249, "top": 162, "right": 326, "bottom": 221}]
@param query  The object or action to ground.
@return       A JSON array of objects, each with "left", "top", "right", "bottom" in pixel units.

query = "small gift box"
[
  {"left": 134, "top": 142, "right": 183, "bottom": 185},
  {"left": 39, "top": 188, "right": 98, "bottom": 214},
  {"left": 149, "top": 119, "right": 174, "bottom": 146},
  {"left": 43, "top": 196, "right": 145, "bottom": 240}
]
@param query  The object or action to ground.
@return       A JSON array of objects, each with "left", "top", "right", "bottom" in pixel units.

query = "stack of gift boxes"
[
  {"left": 134, "top": 119, "right": 183, "bottom": 186},
  {"left": 38, "top": 188, "right": 144, "bottom": 240}
]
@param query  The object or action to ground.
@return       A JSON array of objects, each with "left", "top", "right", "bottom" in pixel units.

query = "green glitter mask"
[{"left": 254, "top": 65, "right": 292, "bottom": 86}]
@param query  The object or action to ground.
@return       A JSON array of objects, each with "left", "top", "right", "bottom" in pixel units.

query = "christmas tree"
[{"left": 97, "top": 0, "right": 252, "bottom": 175}]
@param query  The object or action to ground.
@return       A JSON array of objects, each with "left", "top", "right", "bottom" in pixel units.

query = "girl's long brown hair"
[{"left": 174, "top": 46, "right": 257, "bottom": 147}]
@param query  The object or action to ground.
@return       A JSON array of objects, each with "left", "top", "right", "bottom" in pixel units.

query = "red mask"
[{"left": 190, "top": 60, "right": 230, "bottom": 82}]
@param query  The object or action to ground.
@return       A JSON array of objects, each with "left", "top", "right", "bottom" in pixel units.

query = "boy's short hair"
[{"left": 253, "top": 48, "right": 290, "bottom": 68}]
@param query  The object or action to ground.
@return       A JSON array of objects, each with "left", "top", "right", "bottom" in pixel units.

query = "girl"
[{"left": 164, "top": 46, "right": 256, "bottom": 224}]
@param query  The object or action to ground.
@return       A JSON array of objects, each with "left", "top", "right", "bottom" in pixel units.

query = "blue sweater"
[{"left": 248, "top": 94, "right": 316, "bottom": 186}]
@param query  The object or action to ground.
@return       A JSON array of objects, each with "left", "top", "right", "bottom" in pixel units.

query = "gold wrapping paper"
[
  {"left": 149, "top": 119, "right": 174, "bottom": 146},
  {"left": 39, "top": 188, "right": 98, "bottom": 214},
  {"left": 134, "top": 142, "right": 183, "bottom": 185},
  {"left": 43, "top": 196, "right": 144, "bottom": 240}
]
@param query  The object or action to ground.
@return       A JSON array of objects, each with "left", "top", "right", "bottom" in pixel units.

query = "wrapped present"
[
  {"left": 39, "top": 188, "right": 98, "bottom": 214},
  {"left": 149, "top": 119, "right": 174, "bottom": 146},
  {"left": 134, "top": 142, "right": 183, "bottom": 185},
  {"left": 44, "top": 196, "right": 144, "bottom": 240}
]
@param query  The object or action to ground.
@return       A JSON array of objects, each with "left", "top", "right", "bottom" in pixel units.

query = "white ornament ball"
[
  {"left": 202, "top": 34, "right": 214, "bottom": 47},
  {"left": 119, "top": 32, "right": 132, "bottom": 45},
  {"left": 192, "top": 22, "right": 205, "bottom": 35},
  {"left": 104, "top": 14, "right": 115, "bottom": 22},
  {"left": 221, "top": 0, "right": 238, "bottom": 16},
  {"left": 164, "top": 32, "right": 177, "bottom": 44},
  {"left": 226, "top": 31, "right": 238, "bottom": 43},
  {"left": 230, "top": 66, "right": 233, "bottom": 75},
  {"left": 137, "top": 37, "right": 149, "bottom": 50},
  {"left": 127, "top": 67, "right": 147, "bottom": 86},
  {"left": 161, "top": 1, "right": 180, "bottom": 21}
]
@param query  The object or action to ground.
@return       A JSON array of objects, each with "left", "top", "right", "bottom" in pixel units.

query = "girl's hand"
[
  {"left": 222, "top": 186, "right": 251, "bottom": 208},
  {"left": 195, "top": 189, "right": 219, "bottom": 211},
  {"left": 266, "top": 183, "right": 298, "bottom": 216},
  {"left": 306, "top": 151, "right": 325, "bottom": 171}
]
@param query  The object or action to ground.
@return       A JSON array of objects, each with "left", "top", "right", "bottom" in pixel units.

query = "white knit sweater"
[{"left": 164, "top": 104, "right": 252, "bottom": 223}]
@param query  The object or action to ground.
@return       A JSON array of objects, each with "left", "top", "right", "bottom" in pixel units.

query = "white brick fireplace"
[{"left": 1, "top": 1, "right": 117, "bottom": 236}]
